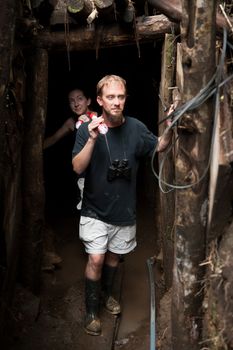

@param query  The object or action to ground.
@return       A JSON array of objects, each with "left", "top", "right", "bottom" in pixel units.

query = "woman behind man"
[
  {"left": 42, "top": 87, "right": 97, "bottom": 270},
  {"left": 44, "top": 87, "right": 97, "bottom": 209},
  {"left": 44, "top": 87, "right": 97, "bottom": 149}
]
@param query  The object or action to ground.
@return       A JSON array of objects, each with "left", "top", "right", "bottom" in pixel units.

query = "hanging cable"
[
  {"left": 152, "top": 28, "right": 233, "bottom": 193},
  {"left": 147, "top": 257, "right": 156, "bottom": 350}
]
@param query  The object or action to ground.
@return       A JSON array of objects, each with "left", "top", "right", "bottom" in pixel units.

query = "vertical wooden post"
[
  {"left": 158, "top": 33, "right": 176, "bottom": 290},
  {"left": 172, "top": 1, "right": 216, "bottom": 349},
  {"left": 0, "top": 0, "right": 19, "bottom": 334},
  {"left": 0, "top": 0, "right": 16, "bottom": 100},
  {"left": 156, "top": 33, "right": 177, "bottom": 347},
  {"left": 21, "top": 48, "right": 48, "bottom": 294}
]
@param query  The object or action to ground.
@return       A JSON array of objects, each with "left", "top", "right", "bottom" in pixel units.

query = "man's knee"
[
  {"left": 88, "top": 254, "right": 105, "bottom": 272},
  {"left": 105, "top": 251, "right": 120, "bottom": 266}
]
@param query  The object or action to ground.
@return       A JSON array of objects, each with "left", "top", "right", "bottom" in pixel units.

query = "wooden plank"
[
  {"left": 156, "top": 33, "right": 177, "bottom": 347},
  {"left": 158, "top": 33, "right": 176, "bottom": 290},
  {"left": 207, "top": 76, "right": 233, "bottom": 241},
  {"left": 220, "top": 81, "right": 233, "bottom": 163},
  {"left": 171, "top": 1, "right": 217, "bottom": 349}
]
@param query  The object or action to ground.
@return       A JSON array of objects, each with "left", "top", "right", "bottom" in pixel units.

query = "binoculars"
[{"left": 107, "top": 159, "right": 131, "bottom": 182}]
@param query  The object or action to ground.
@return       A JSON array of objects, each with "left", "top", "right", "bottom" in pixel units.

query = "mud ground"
[{"left": 2, "top": 193, "right": 160, "bottom": 350}]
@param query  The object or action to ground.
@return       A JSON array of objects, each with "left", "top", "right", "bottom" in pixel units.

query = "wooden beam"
[
  {"left": 67, "top": 0, "right": 94, "bottom": 24},
  {"left": 156, "top": 34, "right": 177, "bottom": 345},
  {"left": 0, "top": 0, "right": 16, "bottom": 98},
  {"left": 158, "top": 33, "right": 177, "bottom": 290},
  {"left": 148, "top": 0, "right": 233, "bottom": 33},
  {"left": 0, "top": 0, "right": 20, "bottom": 330},
  {"left": 171, "top": 1, "right": 217, "bottom": 349},
  {"left": 21, "top": 49, "right": 48, "bottom": 294},
  {"left": 94, "top": 0, "right": 115, "bottom": 23},
  {"left": 32, "top": 15, "right": 178, "bottom": 50}
]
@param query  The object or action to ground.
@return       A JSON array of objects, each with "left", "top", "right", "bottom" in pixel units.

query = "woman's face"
[{"left": 68, "top": 89, "right": 91, "bottom": 116}]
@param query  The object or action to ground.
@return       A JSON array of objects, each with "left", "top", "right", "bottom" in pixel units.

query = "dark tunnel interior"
[
  {"left": 43, "top": 41, "right": 163, "bottom": 218},
  {"left": 1, "top": 39, "right": 165, "bottom": 350}
]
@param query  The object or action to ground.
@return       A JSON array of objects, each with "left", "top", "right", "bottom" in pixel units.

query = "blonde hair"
[{"left": 96, "top": 75, "right": 127, "bottom": 96}]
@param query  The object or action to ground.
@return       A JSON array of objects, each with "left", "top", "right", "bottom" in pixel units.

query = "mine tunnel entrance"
[
  {"left": 41, "top": 42, "right": 164, "bottom": 349},
  {"left": 44, "top": 42, "right": 162, "bottom": 217},
  {"left": 4, "top": 41, "right": 166, "bottom": 350}
]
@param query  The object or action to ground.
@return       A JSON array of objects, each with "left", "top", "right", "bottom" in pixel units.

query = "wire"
[
  {"left": 152, "top": 28, "right": 233, "bottom": 193},
  {"left": 147, "top": 257, "right": 156, "bottom": 350},
  {"left": 151, "top": 135, "right": 179, "bottom": 193}
]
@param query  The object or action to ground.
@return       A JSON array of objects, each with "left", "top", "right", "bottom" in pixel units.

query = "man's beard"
[{"left": 105, "top": 110, "right": 123, "bottom": 125}]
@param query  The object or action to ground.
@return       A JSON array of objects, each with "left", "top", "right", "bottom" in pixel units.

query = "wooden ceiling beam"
[{"left": 32, "top": 14, "right": 178, "bottom": 51}]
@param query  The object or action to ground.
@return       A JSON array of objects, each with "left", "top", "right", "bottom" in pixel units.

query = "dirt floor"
[{"left": 2, "top": 194, "right": 159, "bottom": 350}]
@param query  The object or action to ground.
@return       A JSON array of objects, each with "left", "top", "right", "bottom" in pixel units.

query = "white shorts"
[{"left": 79, "top": 216, "right": 137, "bottom": 255}]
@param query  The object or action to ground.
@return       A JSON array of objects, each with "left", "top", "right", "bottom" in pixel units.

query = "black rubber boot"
[
  {"left": 84, "top": 278, "right": 101, "bottom": 336},
  {"left": 101, "top": 265, "right": 121, "bottom": 315}
]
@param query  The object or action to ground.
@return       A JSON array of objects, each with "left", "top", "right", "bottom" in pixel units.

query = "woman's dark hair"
[{"left": 67, "top": 86, "right": 91, "bottom": 99}]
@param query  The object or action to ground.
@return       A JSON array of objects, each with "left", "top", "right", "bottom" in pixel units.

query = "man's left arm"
[
  {"left": 156, "top": 128, "right": 173, "bottom": 152},
  {"left": 156, "top": 104, "right": 174, "bottom": 152}
]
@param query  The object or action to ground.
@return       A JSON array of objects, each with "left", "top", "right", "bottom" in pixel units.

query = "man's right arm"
[
  {"left": 72, "top": 136, "right": 96, "bottom": 174},
  {"left": 72, "top": 116, "right": 104, "bottom": 174}
]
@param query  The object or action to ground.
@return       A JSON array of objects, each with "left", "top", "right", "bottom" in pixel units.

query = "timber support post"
[
  {"left": 0, "top": 0, "right": 20, "bottom": 335},
  {"left": 21, "top": 48, "right": 48, "bottom": 294},
  {"left": 158, "top": 33, "right": 177, "bottom": 290},
  {"left": 172, "top": 1, "right": 217, "bottom": 349}
]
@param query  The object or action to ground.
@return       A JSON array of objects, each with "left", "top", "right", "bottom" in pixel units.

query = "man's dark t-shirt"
[{"left": 72, "top": 117, "right": 158, "bottom": 226}]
